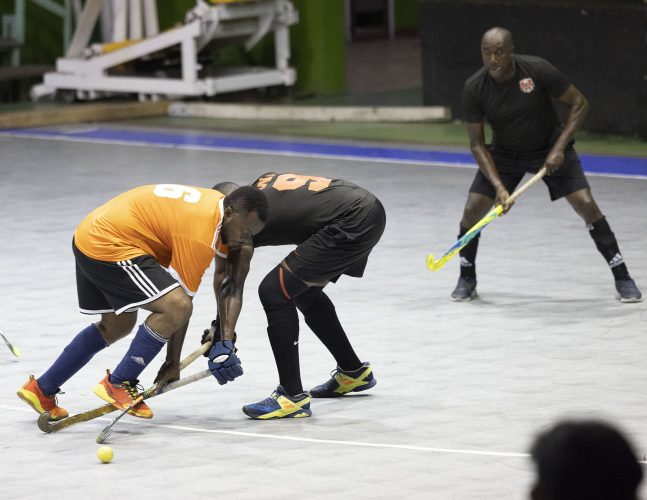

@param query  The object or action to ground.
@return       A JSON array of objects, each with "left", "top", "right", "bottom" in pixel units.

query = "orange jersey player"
[
  {"left": 18, "top": 183, "right": 268, "bottom": 421},
  {"left": 74, "top": 184, "right": 230, "bottom": 298}
]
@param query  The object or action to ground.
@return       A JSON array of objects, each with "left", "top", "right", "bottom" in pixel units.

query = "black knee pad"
[{"left": 258, "top": 265, "right": 308, "bottom": 311}]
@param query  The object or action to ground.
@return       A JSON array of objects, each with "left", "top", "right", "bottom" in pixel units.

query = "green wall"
[
  {"left": 291, "top": 0, "right": 346, "bottom": 94},
  {"left": 395, "top": 0, "right": 420, "bottom": 32},
  {"left": 0, "top": 2, "right": 62, "bottom": 65}
]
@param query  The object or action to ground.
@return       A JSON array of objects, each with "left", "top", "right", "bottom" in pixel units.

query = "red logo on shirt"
[{"left": 519, "top": 78, "right": 535, "bottom": 93}]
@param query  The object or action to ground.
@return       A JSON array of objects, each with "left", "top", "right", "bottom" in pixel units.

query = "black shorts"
[
  {"left": 284, "top": 197, "right": 386, "bottom": 283},
  {"left": 73, "top": 241, "right": 180, "bottom": 315},
  {"left": 469, "top": 146, "right": 590, "bottom": 201}
]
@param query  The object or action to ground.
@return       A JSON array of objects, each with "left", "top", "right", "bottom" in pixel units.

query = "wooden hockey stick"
[
  {"left": 95, "top": 369, "right": 211, "bottom": 443},
  {"left": 426, "top": 167, "right": 547, "bottom": 272},
  {"left": 37, "top": 337, "right": 213, "bottom": 434}
]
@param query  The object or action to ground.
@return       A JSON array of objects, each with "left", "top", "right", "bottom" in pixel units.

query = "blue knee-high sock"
[
  {"left": 38, "top": 324, "right": 109, "bottom": 395},
  {"left": 110, "top": 323, "right": 167, "bottom": 384}
]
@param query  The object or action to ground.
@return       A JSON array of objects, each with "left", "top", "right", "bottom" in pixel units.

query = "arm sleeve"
[
  {"left": 462, "top": 83, "right": 484, "bottom": 123},
  {"left": 534, "top": 57, "right": 571, "bottom": 98}
]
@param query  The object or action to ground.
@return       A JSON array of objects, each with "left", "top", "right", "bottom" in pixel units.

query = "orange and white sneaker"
[
  {"left": 17, "top": 375, "right": 69, "bottom": 421},
  {"left": 93, "top": 370, "right": 153, "bottom": 419}
]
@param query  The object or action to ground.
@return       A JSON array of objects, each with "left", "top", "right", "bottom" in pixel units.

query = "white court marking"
[{"left": 0, "top": 403, "right": 528, "bottom": 458}]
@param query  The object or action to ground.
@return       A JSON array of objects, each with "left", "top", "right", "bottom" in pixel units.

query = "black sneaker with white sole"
[
  {"left": 615, "top": 277, "right": 642, "bottom": 303},
  {"left": 450, "top": 276, "right": 477, "bottom": 302}
]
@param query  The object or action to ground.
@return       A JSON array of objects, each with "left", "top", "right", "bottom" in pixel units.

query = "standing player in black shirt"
[
  {"left": 451, "top": 27, "right": 641, "bottom": 303},
  {"left": 212, "top": 173, "right": 386, "bottom": 419}
]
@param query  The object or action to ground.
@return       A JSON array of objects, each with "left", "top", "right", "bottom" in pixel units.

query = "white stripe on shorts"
[{"left": 118, "top": 260, "right": 159, "bottom": 297}]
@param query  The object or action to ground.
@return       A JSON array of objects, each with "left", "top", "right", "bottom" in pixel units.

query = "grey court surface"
[{"left": 0, "top": 126, "right": 646, "bottom": 500}]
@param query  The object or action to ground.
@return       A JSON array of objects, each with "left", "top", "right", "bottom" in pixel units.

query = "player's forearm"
[
  {"left": 213, "top": 271, "right": 226, "bottom": 311},
  {"left": 471, "top": 144, "right": 506, "bottom": 192},
  {"left": 554, "top": 96, "right": 589, "bottom": 151},
  {"left": 218, "top": 292, "right": 243, "bottom": 341}
]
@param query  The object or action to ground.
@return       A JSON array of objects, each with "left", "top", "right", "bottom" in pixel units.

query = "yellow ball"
[{"left": 97, "top": 445, "right": 113, "bottom": 464}]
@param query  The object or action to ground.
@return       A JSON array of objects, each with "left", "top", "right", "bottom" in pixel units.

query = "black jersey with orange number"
[
  {"left": 462, "top": 54, "right": 571, "bottom": 153},
  {"left": 252, "top": 173, "right": 376, "bottom": 247}
]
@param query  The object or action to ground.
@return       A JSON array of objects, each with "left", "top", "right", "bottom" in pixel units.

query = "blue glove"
[{"left": 208, "top": 340, "right": 243, "bottom": 385}]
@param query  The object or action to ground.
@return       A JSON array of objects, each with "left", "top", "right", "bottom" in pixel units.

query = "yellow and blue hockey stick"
[
  {"left": 426, "top": 167, "right": 546, "bottom": 272},
  {"left": 1, "top": 332, "right": 21, "bottom": 358}
]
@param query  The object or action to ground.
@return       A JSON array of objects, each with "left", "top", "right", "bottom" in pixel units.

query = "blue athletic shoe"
[
  {"left": 242, "top": 385, "right": 312, "bottom": 419},
  {"left": 310, "top": 362, "right": 376, "bottom": 398}
]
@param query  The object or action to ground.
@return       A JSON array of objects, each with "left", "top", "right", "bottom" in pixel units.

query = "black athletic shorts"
[
  {"left": 73, "top": 240, "right": 180, "bottom": 315},
  {"left": 284, "top": 197, "right": 386, "bottom": 283},
  {"left": 469, "top": 145, "right": 590, "bottom": 201}
]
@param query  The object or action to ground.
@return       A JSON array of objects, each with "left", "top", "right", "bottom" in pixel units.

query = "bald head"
[
  {"left": 481, "top": 27, "right": 516, "bottom": 82},
  {"left": 482, "top": 27, "right": 514, "bottom": 50}
]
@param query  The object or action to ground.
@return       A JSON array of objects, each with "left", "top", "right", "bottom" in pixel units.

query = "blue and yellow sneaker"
[
  {"left": 242, "top": 385, "right": 312, "bottom": 419},
  {"left": 310, "top": 362, "right": 376, "bottom": 398}
]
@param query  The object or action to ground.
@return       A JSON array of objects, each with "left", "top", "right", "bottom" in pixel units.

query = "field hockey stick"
[
  {"left": 37, "top": 336, "right": 213, "bottom": 434},
  {"left": 426, "top": 167, "right": 547, "bottom": 272},
  {"left": 1, "top": 332, "right": 21, "bottom": 358},
  {"left": 95, "top": 328, "right": 219, "bottom": 443},
  {"left": 95, "top": 369, "right": 211, "bottom": 443}
]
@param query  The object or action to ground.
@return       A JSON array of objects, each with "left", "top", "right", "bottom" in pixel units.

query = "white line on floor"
[
  {"left": 7, "top": 403, "right": 647, "bottom": 462},
  {"left": 0, "top": 403, "right": 526, "bottom": 459}
]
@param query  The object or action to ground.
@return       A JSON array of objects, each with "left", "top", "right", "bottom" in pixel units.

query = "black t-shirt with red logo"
[{"left": 462, "top": 54, "right": 571, "bottom": 153}]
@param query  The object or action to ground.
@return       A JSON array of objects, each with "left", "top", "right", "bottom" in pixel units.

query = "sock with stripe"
[
  {"left": 458, "top": 225, "right": 480, "bottom": 279},
  {"left": 110, "top": 323, "right": 168, "bottom": 384},
  {"left": 588, "top": 216, "right": 629, "bottom": 280},
  {"left": 38, "top": 324, "right": 109, "bottom": 395},
  {"left": 258, "top": 265, "right": 309, "bottom": 396}
]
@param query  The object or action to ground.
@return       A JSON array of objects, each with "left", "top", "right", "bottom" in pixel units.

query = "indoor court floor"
[{"left": 0, "top": 123, "right": 646, "bottom": 499}]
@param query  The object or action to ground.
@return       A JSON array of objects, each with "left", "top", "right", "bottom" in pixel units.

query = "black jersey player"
[
  {"left": 451, "top": 27, "right": 641, "bottom": 303},
  {"left": 212, "top": 173, "right": 386, "bottom": 419}
]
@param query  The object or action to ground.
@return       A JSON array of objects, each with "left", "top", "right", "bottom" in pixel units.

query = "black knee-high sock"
[
  {"left": 265, "top": 304, "right": 303, "bottom": 395},
  {"left": 259, "top": 265, "right": 308, "bottom": 395},
  {"left": 588, "top": 216, "right": 629, "bottom": 280},
  {"left": 295, "top": 288, "right": 362, "bottom": 371},
  {"left": 458, "top": 225, "right": 480, "bottom": 279}
]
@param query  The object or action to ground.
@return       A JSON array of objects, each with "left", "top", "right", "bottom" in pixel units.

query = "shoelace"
[
  {"left": 53, "top": 390, "right": 65, "bottom": 405},
  {"left": 122, "top": 380, "right": 143, "bottom": 402},
  {"left": 256, "top": 391, "right": 281, "bottom": 407}
]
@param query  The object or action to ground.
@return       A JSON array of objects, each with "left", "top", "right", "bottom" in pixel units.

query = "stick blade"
[
  {"left": 96, "top": 429, "right": 111, "bottom": 444},
  {"left": 1, "top": 333, "right": 21, "bottom": 358},
  {"left": 426, "top": 253, "right": 446, "bottom": 272},
  {"left": 37, "top": 412, "right": 55, "bottom": 433}
]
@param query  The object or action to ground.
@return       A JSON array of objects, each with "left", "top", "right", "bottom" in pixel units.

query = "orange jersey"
[{"left": 74, "top": 184, "right": 228, "bottom": 295}]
